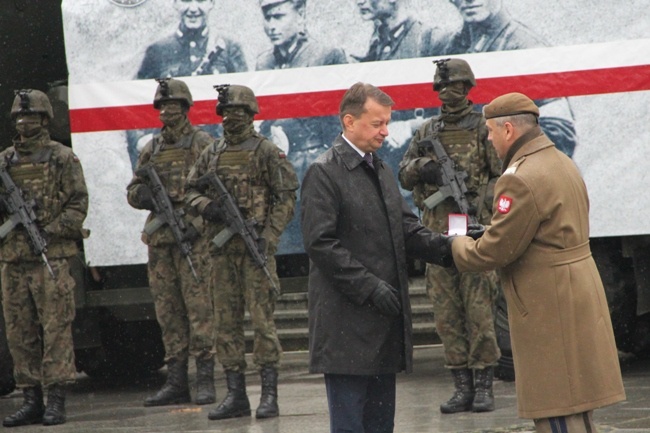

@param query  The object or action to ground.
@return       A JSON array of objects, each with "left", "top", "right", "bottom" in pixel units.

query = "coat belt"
[{"left": 524, "top": 241, "right": 592, "bottom": 266}]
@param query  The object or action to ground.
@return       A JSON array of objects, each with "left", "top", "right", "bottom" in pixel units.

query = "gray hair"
[{"left": 488, "top": 112, "right": 538, "bottom": 129}]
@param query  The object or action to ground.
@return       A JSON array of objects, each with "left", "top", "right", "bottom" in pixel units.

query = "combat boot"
[
  {"left": 42, "top": 384, "right": 66, "bottom": 426},
  {"left": 2, "top": 386, "right": 45, "bottom": 427},
  {"left": 195, "top": 356, "right": 216, "bottom": 405},
  {"left": 440, "top": 368, "right": 475, "bottom": 414},
  {"left": 255, "top": 366, "right": 279, "bottom": 419},
  {"left": 207, "top": 371, "right": 250, "bottom": 420},
  {"left": 144, "top": 357, "right": 191, "bottom": 407},
  {"left": 472, "top": 367, "right": 495, "bottom": 412}
]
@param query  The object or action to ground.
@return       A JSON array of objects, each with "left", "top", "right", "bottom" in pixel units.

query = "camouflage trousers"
[
  {"left": 1, "top": 259, "right": 76, "bottom": 388},
  {"left": 148, "top": 242, "right": 214, "bottom": 362},
  {"left": 211, "top": 249, "right": 281, "bottom": 373},
  {"left": 426, "top": 263, "right": 501, "bottom": 369}
]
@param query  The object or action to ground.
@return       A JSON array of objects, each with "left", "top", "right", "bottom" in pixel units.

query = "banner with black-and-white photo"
[{"left": 62, "top": 0, "right": 650, "bottom": 266}]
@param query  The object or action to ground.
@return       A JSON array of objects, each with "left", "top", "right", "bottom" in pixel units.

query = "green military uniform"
[
  {"left": 400, "top": 109, "right": 502, "bottom": 364},
  {"left": 0, "top": 131, "right": 87, "bottom": 388},
  {"left": 399, "top": 58, "right": 502, "bottom": 414},
  {"left": 1, "top": 89, "right": 88, "bottom": 427},
  {"left": 127, "top": 118, "right": 215, "bottom": 362},
  {"left": 186, "top": 132, "right": 297, "bottom": 370},
  {"left": 185, "top": 83, "right": 298, "bottom": 421},
  {"left": 126, "top": 78, "right": 216, "bottom": 407}
]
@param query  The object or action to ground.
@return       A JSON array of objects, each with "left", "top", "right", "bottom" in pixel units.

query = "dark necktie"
[{"left": 363, "top": 153, "right": 375, "bottom": 170}]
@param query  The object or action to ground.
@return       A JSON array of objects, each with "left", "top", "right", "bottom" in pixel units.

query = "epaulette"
[{"left": 503, "top": 158, "right": 525, "bottom": 175}]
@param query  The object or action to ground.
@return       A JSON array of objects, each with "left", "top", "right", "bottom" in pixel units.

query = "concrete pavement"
[{"left": 1, "top": 345, "right": 649, "bottom": 432}]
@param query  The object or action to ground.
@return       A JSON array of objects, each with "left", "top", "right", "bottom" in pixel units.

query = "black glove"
[
  {"left": 437, "top": 234, "right": 455, "bottom": 268},
  {"left": 257, "top": 237, "right": 268, "bottom": 257},
  {"left": 136, "top": 185, "right": 155, "bottom": 211},
  {"left": 202, "top": 201, "right": 224, "bottom": 223},
  {"left": 419, "top": 161, "right": 444, "bottom": 186},
  {"left": 467, "top": 223, "right": 486, "bottom": 240},
  {"left": 370, "top": 281, "right": 401, "bottom": 317},
  {"left": 181, "top": 225, "right": 200, "bottom": 243}
]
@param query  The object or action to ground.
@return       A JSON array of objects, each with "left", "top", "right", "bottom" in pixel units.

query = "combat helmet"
[
  {"left": 153, "top": 78, "right": 194, "bottom": 109},
  {"left": 11, "top": 89, "right": 54, "bottom": 120},
  {"left": 214, "top": 84, "right": 259, "bottom": 116},
  {"left": 433, "top": 58, "right": 476, "bottom": 91}
]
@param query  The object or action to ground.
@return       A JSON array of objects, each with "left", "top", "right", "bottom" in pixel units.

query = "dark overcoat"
[{"left": 301, "top": 135, "right": 446, "bottom": 375}]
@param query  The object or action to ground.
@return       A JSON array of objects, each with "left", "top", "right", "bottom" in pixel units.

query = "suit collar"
[{"left": 332, "top": 134, "right": 385, "bottom": 172}]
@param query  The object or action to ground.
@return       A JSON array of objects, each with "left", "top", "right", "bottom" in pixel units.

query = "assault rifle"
[
  {"left": 135, "top": 164, "right": 199, "bottom": 282},
  {"left": 0, "top": 165, "right": 55, "bottom": 278},
  {"left": 196, "top": 171, "right": 280, "bottom": 297},
  {"left": 419, "top": 137, "right": 478, "bottom": 225}
]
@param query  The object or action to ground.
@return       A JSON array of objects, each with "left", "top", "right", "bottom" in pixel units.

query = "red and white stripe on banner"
[{"left": 69, "top": 39, "right": 650, "bottom": 134}]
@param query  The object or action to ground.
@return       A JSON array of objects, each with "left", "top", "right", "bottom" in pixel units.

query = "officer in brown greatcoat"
[{"left": 450, "top": 92, "right": 626, "bottom": 433}]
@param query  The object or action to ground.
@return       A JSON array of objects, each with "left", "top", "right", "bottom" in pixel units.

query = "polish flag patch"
[{"left": 497, "top": 195, "right": 513, "bottom": 214}]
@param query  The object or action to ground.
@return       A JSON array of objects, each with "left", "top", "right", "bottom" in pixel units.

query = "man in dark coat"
[{"left": 300, "top": 82, "right": 451, "bottom": 433}]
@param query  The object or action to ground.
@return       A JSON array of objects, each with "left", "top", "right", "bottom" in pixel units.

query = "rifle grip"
[
  {"left": 424, "top": 191, "right": 445, "bottom": 210},
  {"left": 212, "top": 226, "right": 235, "bottom": 248},
  {"left": 0, "top": 215, "right": 19, "bottom": 239},
  {"left": 143, "top": 216, "right": 165, "bottom": 236}
]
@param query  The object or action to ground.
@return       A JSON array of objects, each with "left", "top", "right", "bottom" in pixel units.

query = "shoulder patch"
[
  {"left": 278, "top": 151, "right": 287, "bottom": 159},
  {"left": 72, "top": 153, "right": 80, "bottom": 163},
  {"left": 497, "top": 195, "right": 513, "bottom": 214}
]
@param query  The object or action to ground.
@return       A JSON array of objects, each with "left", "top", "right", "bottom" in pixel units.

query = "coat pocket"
[{"left": 504, "top": 274, "right": 528, "bottom": 317}]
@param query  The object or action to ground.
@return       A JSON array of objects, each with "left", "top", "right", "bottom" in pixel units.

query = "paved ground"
[{"left": 1, "top": 345, "right": 649, "bottom": 432}]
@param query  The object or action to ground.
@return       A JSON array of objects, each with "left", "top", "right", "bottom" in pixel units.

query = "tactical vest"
[
  {"left": 140, "top": 130, "right": 201, "bottom": 247},
  {"left": 149, "top": 130, "right": 198, "bottom": 202},
  {"left": 413, "top": 113, "right": 491, "bottom": 228},
  {"left": 211, "top": 136, "right": 270, "bottom": 226},
  {"left": 0, "top": 145, "right": 77, "bottom": 261}
]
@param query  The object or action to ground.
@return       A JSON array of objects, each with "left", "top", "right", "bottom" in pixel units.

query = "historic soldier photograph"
[
  {"left": 255, "top": 0, "right": 348, "bottom": 253},
  {"left": 399, "top": 58, "right": 502, "bottom": 414},
  {"left": 0, "top": 89, "right": 89, "bottom": 427},
  {"left": 256, "top": 0, "right": 346, "bottom": 70},
  {"left": 126, "top": 78, "right": 216, "bottom": 408},
  {"left": 136, "top": 0, "right": 248, "bottom": 79},
  {"left": 184, "top": 84, "right": 298, "bottom": 420},
  {"left": 351, "top": 0, "right": 449, "bottom": 62}
]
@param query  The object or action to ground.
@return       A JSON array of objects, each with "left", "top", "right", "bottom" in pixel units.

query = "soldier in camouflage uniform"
[
  {"left": 0, "top": 89, "right": 88, "bottom": 427},
  {"left": 399, "top": 59, "right": 502, "bottom": 413},
  {"left": 126, "top": 78, "right": 216, "bottom": 407},
  {"left": 184, "top": 84, "right": 298, "bottom": 421}
]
